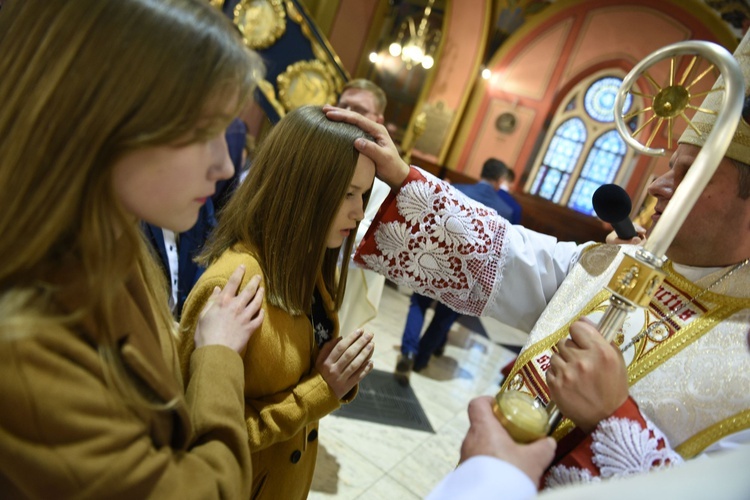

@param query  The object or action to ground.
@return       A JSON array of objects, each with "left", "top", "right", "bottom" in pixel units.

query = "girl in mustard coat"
[
  {"left": 0, "top": 0, "right": 265, "bottom": 497},
  {"left": 179, "top": 105, "right": 377, "bottom": 499}
]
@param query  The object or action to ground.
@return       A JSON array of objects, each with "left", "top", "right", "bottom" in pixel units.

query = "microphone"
[{"left": 592, "top": 184, "right": 638, "bottom": 240}]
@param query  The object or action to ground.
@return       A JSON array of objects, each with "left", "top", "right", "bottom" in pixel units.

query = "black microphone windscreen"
[{"left": 592, "top": 184, "right": 632, "bottom": 223}]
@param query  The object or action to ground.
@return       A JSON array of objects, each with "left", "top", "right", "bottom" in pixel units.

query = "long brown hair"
[
  {"left": 200, "top": 106, "right": 373, "bottom": 315},
  {"left": 0, "top": 0, "right": 262, "bottom": 400}
]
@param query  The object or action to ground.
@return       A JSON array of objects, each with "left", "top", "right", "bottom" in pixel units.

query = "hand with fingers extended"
[
  {"left": 546, "top": 318, "right": 629, "bottom": 433},
  {"left": 316, "top": 328, "right": 375, "bottom": 399},
  {"left": 323, "top": 105, "right": 410, "bottom": 190},
  {"left": 195, "top": 265, "right": 265, "bottom": 355},
  {"left": 461, "top": 396, "right": 556, "bottom": 485}
]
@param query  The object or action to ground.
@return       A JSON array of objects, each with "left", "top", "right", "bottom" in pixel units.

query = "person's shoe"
[
  {"left": 412, "top": 357, "right": 429, "bottom": 373},
  {"left": 394, "top": 352, "right": 415, "bottom": 385}
]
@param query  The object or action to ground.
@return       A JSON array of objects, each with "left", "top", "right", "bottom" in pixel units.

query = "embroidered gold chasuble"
[{"left": 502, "top": 244, "right": 750, "bottom": 457}]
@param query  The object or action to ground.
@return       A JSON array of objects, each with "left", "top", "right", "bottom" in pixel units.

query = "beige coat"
[
  {"left": 179, "top": 244, "right": 356, "bottom": 500},
  {"left": 0, "top": 261, "right": 252, "bottom": 498}
]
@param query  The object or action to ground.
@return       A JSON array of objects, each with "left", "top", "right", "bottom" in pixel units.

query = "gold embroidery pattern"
[
  {"left": 675, "top": 409, "right": 750, "bottom": 458},
  {"left": 500, "top": 289, "right": 611, "bottom": 402},
  {"left": 628, "top": 308, "right": 725, "bottom": 383},
  {"left": 627, "top": 263, "right": 750, "bottom": 383},
  {"left": 502, "top": 258, "right": 750, "bottom": 444}
]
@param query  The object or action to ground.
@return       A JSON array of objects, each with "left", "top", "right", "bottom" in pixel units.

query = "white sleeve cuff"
[{"left": 426, "top": 455, "right": 537, "bottom": 500}]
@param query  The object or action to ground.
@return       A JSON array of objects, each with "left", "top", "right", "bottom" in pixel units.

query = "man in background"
[
  {"left": 337, "top": 79, "right": 393, "bottom": 336},
  {"left": 494, "top": 159, "right": 522, "bottom": 224}
]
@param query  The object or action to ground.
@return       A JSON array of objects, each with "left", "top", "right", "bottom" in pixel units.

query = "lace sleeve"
[
  {"left": 545, "top": 397, "right": 684, "bottom": 488},
  {"left": 354, "top": 167, "right": 508, "bottom": 317}
]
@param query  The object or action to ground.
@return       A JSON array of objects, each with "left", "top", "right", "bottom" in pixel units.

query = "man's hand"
[
  {"left": 460, "top": 396, "right": 556, "bottom": 486},
  {"left": 323, "top": 105, "right": 410, "bottom": 189},
  {"left": 605, "top": 223, "right": 647, "bottom": 245},
  {"left": 546, "top": 318, "right": 629, "bottom": 433}
]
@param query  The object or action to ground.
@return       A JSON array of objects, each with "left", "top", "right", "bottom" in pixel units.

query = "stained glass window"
[
  {"left": 584, "top": 77, "right": 632, "bottom": 122},
  {"left": 568, "top": 130, "right": 627, "bottom": 215},
  {"left": 529, "top": 118, "right": 585, "bottom": 201},
  {"left": 528, "top": 75, "right": 632, "bottom": 216}
]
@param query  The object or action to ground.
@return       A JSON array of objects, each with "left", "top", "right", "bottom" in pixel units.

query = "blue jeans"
[{"left": 401, "top": 293, "right": 460, "bottom": 369}]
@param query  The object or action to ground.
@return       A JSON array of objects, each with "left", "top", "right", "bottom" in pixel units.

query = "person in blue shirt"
[{"left": 494, "top": 159, "right": 523, "bottom": 224}]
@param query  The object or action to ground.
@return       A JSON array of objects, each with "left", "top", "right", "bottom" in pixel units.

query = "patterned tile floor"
[{"left": 309, "top": 283, "right": 526, "bottom": 499}]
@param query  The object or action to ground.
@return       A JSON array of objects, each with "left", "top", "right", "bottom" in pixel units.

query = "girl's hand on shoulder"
[
  {"left": 194, "top": 265, "right": 264, "bottom": 356},
  {"left": 316, "top": 328, "right": 375, "bottom": 399}
]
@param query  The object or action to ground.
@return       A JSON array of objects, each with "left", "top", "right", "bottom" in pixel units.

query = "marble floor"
[{"left": 308, "top": 283, "right": 528, "bottom": 500}]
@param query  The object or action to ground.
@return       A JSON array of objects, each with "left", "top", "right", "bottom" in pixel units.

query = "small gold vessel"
[{"left": 492, "top": 391, "right": 550, "bottom": 443}]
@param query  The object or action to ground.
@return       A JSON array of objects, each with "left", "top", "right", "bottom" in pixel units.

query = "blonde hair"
[
  {"left": 0, "top": 0, "right": 263, "bottom": 403},
  {"left": 200, "top": 106, "right": 372, "bottom": 315},
  {"left": 342, "top": 79, "right": 388, "bottom": 115}
]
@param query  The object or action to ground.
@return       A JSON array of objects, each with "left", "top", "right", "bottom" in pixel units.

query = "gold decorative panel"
[
  {"left": 277, "top": 60, "right": 338, "bottom": 111},
  {"left": 414, "top": 101, "right": 454, "bottom": 157},
  {"left": 234, "top": 0, "right": 287, "bottom": 50}
]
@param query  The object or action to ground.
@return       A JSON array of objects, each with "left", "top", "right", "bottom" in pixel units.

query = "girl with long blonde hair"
[
  {"left": 0, "top": 0, "right": 265, "bottom": 496},
  {"left": 179, "top": 105, "right": 377, "bottom": 499}
]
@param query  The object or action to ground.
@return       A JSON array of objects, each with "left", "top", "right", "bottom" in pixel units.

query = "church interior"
[
  {"left": 239, "top": 0, "right": 749, "bottom": 244},
  {"left": 212, "top": 0, "right": 750, "bottom": 498},
  {"left": 0, "top": 0, "right": 750, "bottom": 500}
]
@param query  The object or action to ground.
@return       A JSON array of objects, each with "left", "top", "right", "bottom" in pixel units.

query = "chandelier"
[{"left": 386, "top": 0, "right": 441, "bottom": 70}]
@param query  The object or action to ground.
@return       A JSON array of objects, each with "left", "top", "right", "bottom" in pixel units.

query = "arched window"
[
  {"left": 526, "top": 74, "right": 635, "bottom": 216},
  {"left": 568, "top": 130, "right": 627, "bottom": 215},
  {"left": 529, "top": 118, "right": 586, "bottom": 203}
]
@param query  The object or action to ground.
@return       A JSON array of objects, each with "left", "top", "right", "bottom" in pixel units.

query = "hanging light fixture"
[{"left": 387, "top": 0, "right": 441, "bottom": 70}]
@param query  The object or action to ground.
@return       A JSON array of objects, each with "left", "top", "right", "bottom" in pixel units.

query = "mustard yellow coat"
[
  {"left": 179, "top": 244, "right": 357, "bottom": 500},
  {"left": 0, "top": 260, "right": 252, "bottom": 498}
]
